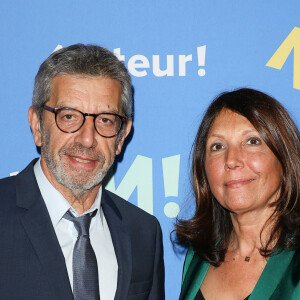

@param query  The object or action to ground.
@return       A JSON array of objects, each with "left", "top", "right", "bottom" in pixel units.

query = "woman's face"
[{"left": 204, "top": 109, "right": 282, "bottom": 215}]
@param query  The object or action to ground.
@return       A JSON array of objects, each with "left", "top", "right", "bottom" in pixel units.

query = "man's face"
[{"left": 29, "top": 74, "right": 132, "bottom": 196}]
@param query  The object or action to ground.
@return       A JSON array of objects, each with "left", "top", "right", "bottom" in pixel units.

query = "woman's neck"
[{"left": 229, "top": 208, "right": 276, "bottom": 259}]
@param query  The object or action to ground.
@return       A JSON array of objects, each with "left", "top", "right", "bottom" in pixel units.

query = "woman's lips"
[{"left": 225, "top": 178, "right": 255, "bottom": 188}]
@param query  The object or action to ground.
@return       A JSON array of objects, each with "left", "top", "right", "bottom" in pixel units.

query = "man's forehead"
[
  {"left": 47, "top": 74, "right": 122, "bottom": 112},
  {"left": 51, "top": 73, "right": 121, "bottom": 87}
]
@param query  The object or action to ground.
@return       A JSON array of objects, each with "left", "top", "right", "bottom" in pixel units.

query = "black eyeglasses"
[{"left": 43, "top": 105, "right": 127, "bottom": 138}]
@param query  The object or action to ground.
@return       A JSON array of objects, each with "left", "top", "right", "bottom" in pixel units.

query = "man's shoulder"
[
  {"left": 0, "top": 159, "right": 36, "bottom": 187},
  {"left": 0, "top": 175, "right": 16, "bottom": 194},
  {"left": 0, "top": 159, "right": 39, "bottom": 209},
  {"left": 0, "top": 175, "right": 19, "bottom": 215}
]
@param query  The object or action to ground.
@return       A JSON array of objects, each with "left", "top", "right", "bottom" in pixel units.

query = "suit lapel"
[
  {"left": 101, "top": 190, "right": 132, "bottom": 300},
  {"left": 16, "top": 160, "right": 73, "bottom": 299}
]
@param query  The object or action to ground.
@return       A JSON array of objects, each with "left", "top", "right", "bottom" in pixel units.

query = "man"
[{"left": 0, "top": 44, "right": 165, "bottom": 300}]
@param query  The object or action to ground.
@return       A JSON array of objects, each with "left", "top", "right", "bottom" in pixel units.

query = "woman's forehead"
[{"left": 208, "top": 109, "right": 255, "bottom": 134}]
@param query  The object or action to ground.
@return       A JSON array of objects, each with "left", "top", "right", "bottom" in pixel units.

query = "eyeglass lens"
[{"left": 56, "top": 109, "right": 122, "bottom": 137}]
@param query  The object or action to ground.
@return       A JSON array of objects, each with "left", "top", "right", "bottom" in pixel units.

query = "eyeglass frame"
[{"left": 43, "top": 105, "right": 127, "bottom": 138}]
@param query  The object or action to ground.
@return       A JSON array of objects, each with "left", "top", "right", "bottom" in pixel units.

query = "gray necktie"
[{"left": 64, "top": 210, "right": 100, "bottom": 300}]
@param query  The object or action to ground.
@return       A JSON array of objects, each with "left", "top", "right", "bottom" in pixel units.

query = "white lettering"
[
  {"left": 113, "top": 46, "right": 206, "bottom": 77},
  {"left": 179, "top": 54, "right": 193, "bottom": 76},
  {"left": 152, "top": 55, "right": 174, "bottom": 77},
  {"left": 128, "top": 55, "right": 150, "bottom": 77},
  {"left": 113, "top": 48, "right": 125, "bottom": 62},
  {"left": 105, "top": 155, "right": 153, "bottom": 214}
]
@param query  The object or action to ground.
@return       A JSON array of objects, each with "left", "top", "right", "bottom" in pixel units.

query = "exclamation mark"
[
  {"left": 197, "top": 45, "right": 206, "bottom": 76},
  {"left": 162, "top": 155, "right": 180, "bottom": 218}
]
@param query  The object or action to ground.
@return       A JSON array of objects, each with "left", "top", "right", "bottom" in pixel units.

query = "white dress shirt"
[{"left": 34, "top": 159, "right": 118, "bottom": 300}]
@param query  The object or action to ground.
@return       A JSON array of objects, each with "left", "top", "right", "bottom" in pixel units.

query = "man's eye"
[
  {"left": 64, "top": 114, "right": 74, "bottom": 120},
  {"left": 246, "top": 137, "right": 261, "bottom": 145},
  {"left": 98, "top": 117, "right": 114, "bottom": 125},
  {"left": 101, "top": 118, "right": 110, "bottom": 123},
  {"left": 59, "top": 112, "right": 79, "bottom": 122},
  {"left": 210, "top": 143, "right": 224, "bottom": 151}
]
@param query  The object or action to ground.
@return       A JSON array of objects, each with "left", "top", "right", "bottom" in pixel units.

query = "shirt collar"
[{"left": 33, "top": 158, "right": 102, "bottom": 227}]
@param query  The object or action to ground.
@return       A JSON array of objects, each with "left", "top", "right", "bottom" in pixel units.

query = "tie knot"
[{"left": 64, "top": 210, "right": 97, "bottom": 237}]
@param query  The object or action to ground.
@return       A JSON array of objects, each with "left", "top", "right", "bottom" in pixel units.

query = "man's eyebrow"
[
  {"left": 100, "top": 109, "right": 121, "bottom": 114},
  {"left": 54, "top": 105, "right": 122, "bottom": 115}
]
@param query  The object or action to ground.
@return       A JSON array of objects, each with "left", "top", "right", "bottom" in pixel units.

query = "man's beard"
[{"left": 41, "top": 132, "right": 114, "bottom": 197}]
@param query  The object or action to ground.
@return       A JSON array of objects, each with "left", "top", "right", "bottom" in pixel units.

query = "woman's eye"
[
  {"left": 210, "top": 143, "right": 224, "bottom": 151},
  {"left": 246, "top": 137, "right": 262, "bottom": 145}
]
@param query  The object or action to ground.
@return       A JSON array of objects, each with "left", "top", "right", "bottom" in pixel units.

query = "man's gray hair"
[{"left": 32, "top": 44, "right": 132, "bottom": 120}]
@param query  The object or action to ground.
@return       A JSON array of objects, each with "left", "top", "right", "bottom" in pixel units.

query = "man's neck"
[{"left": 60, "top": 184, "right": 100, "bottom": 215}]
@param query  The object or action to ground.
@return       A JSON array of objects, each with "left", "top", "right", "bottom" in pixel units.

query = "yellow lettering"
[{"left": 266, "top": 26, "right": 300, "bottom": 90}]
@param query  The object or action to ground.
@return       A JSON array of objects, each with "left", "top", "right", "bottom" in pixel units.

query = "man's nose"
[{"left": 74, "top": 117, "right": 98, "bottom": 148}]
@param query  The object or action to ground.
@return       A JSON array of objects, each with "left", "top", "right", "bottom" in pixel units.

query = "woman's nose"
[{"left": 224, "top": 145, "right": 244, "bottom": 171}]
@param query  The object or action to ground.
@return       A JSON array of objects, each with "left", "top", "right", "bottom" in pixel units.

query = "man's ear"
[
  {"left": 116, "top": 120, "right": 132, "bottom": 155},
  {"left": 28, "top": 106, "right": 42, "bottom": 147}
]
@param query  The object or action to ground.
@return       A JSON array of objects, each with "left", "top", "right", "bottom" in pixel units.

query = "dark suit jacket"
[
  {"left": 0, "top": 159, "right": 165, "bottom": 300},
  {"left": 179, "top": 247, "right": 300, "bottom": 300}
]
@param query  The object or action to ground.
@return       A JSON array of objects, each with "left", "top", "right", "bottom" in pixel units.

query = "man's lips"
[
  {"left": 224, "top": 178, "right": 255, "bottom": 188},
  {"left": 67, "top": 155, "right": 98, "bottom": 167}
]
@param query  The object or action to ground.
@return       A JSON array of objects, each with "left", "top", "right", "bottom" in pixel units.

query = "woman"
[{"left": 176, "top": 88, "right": 300, "bottom": 299}]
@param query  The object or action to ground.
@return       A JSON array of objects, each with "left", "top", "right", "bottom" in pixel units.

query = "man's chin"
[
  {"left": 57, "top": 178, "right": 100, "bottom": 195},
  {"left": 62, "top": 175, "right": 101, "bottom": 188}
]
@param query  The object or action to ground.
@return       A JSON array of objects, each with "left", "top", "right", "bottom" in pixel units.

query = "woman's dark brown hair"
[{"left": 175, "top": 88, "right": 300, "bottom": 266}]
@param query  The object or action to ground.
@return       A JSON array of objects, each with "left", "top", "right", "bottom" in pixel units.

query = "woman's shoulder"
[
  {"left": 292, "top": 249, "right": 300, "bottom": 270},
  {"left": 268, "top": 249, "right": 300, "bottom": 299}
]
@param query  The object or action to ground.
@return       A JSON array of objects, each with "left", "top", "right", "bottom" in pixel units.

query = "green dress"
[{"left": 179, "top": 247, "right": 300, "bottom": 300}]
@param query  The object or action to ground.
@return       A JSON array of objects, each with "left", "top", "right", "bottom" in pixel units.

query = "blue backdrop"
[{"left": 1, "top": 1, "right": 299, "bottom": 298}]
